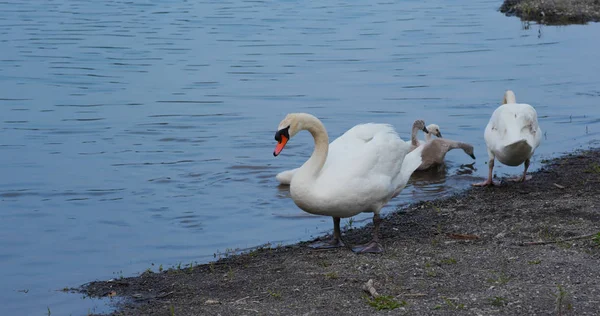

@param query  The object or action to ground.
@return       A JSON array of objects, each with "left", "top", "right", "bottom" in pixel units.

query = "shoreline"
[
  {"left": 500, "top": 0, "right": 600, "bottom": 25},
  {"left": 83, "top": 148, "right": 600, "bottom": 315}
]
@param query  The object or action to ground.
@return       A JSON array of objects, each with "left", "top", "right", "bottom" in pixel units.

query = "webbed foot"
[
  {"left": 309, "top": 238, "right": 345, "bottom": 249},
  {"left": 351, "top": 240, "right": 383, "bottom": 253}
]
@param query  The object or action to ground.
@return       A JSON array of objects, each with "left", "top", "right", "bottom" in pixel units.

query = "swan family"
[{"left": 273, "top": 90, "right": 541, "bottom": 253}]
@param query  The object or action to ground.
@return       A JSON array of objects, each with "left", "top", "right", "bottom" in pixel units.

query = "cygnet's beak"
[
  {"left": 273, "top": 126, "right": 290, "bottom": 157},
  {"left": 469, "top": 153, "right": 476, "bottom": 159},
  {"left": 437, "top": 131, "right": 443, "bottom": 138}
]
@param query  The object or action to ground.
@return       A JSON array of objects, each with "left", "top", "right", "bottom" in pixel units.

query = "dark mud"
[
  {"left": 83, "top": 149, "right": 600, "bottom": 315},
  {"left": 500, "top": 0, "right": 600, "bottom": 25}
]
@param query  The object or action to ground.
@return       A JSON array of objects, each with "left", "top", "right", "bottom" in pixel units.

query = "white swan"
[
  {"left": 408, "top": 120, "right": 476, "bottom": 171},
  {"left": 275, "top": 122, "right": 434, "bottom": 185},
  {"left": 473, "top": 90, "right": 542, "bottom": 186},
  {"left": 273, "top": 113, "right": 424, "bottom": 253}
]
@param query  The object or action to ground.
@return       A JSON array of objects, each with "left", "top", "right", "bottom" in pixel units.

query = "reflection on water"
[{"left": 1, "top": 0, "right": 599, "bottom": 314}]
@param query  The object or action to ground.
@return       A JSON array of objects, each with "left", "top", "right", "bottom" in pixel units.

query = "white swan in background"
[
  {"left": 408, "top": 120, "right": 476, "bottom": 171},
  {"left": 473, "top": 90, "right": 542, "bottom": 186},
  {"left": 272, "top": 113, "right": 425, "bottom": 253},
  {"left": 276, "top": 122, "right": 435, "bottom": 185}
]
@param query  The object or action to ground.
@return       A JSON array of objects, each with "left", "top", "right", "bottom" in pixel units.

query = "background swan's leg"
[
  {"left": 308, "top": 217, "right": 345, "bottom": 249},
  {"left": 509, "top": 158, "right": 532, "bottom": 182},
  {"left": 473, "top": 158, "right": 496, "bottom": 186},
  {"left": 351, "top": 213, "right": 384, "bottom": 253}
]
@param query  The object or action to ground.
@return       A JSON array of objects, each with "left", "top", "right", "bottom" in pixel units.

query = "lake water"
[{"left": 1, "top": 0, "right": 599, "bottom": 314}]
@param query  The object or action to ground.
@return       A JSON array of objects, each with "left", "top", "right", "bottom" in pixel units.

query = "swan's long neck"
[
  {"left": 503, "top": 90, "right": 516, "bottom": 104},
  {"left": 411, "top": 123, "right": 421, "bottom": 147},
  {"left": 296, "top": 114, "right": 329, "bottom": 179},
  {"left": 425, "top": 132, "right": 432, "bottom": 142}
]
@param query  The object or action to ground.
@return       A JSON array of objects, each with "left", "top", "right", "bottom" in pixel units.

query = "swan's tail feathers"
[
  {"left": 505, "top": 139, "right": 531, "bottom": 152},
  {"left": 276, "top": 168, "right": 297, "bottom": 185},
  {"left": 499, "top": 139, "right": 533, "bottom": 166}
]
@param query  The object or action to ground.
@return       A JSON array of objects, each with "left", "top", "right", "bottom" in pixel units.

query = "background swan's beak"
[
  {"left": 422, "top": 126, "right": 429, "bottom": 133},
  {"left": 273, "top": 136, "right": 288, "bottom": 156}
]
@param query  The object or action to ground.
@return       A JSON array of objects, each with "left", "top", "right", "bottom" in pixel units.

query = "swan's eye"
[{"left": 274, "top": 126, "right": 290, "bottom": 143}]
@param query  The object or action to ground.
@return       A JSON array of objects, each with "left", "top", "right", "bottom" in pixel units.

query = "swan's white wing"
[
  {"left": 313, "top": 123, "right": 413, "bottom": 208},
  {"left": 275, "top": 168, "right": 298, "bottom": 185},
  {"left": 275, "top": 123, "right": 387, "bottom": 185}
]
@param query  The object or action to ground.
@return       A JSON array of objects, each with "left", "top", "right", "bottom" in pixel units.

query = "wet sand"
[
  {"left": 83, "top": 148, "right": 600, "bottom": 315},
  {"left": 501, "top": 0, "right": 600, "bottom": 24}
]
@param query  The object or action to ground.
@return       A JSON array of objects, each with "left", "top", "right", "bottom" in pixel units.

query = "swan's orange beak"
[
  {"left": 273, "top": 126, "right": 290, "bottom": 157},
  {"left": 273, "top": 135, "right": 288, "bottom": 156}
]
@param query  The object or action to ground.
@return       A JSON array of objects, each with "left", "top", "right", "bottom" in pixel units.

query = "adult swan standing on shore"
[
  {"left": 273, "top": 113, "right": 425, "bottom": 253},
  {"left": 473, "top": 90, "right": 542, "bottom": 186}
]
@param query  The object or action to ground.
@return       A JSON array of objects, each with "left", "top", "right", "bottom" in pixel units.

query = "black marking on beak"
[
  {"left": 470, "top": 153, "right": 476, "bottom": 160},
  {"left": 274, "top": 126, "right": 290, "bottom": 143},
  {"left": 437, "top": 131, "right": 443, "bottom": 138},
  {"left": 422, "top": 126, "right": 429, "bottom": 133}
]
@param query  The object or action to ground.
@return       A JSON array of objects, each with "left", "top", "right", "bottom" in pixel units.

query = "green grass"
[
  {"left": 440, "top": 258, "right": 457, "bottom": 265},
  {"left": 324, "top": 271, "right": 338, "bottom": 279},
  {"left": 365, "top": 295, "right": 407, "bottom": 311},
  {"left": 267, "top": 289, "right": 282, "bottom": 299},
  {"left": 441, "top": 296, "right": 465, "bottom": 310},
  {"left": 552, "top": 284, "right": 573, "bottom": 314},
  {"left": 487, "top": 271, "right": 511, "bottom": 285},
  {"left": 528, "top": 260, "right": 541, "bottom": 265},
  {"left": 585, "top": 163, "right": 600, "bottom": 174},
  {"left": 489, "top": 296, "right": 507, "bottom": 307},
  {"left": 592, "top": 232, "right": 600, "bottom": 247}
]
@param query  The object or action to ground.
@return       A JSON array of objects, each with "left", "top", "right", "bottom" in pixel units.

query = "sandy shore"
[
  {"left": 500, "top": 0, "right": 600, "bottom": 24},
  {"left": 82, "top": 148, "right": 600, "bottom": 315}
]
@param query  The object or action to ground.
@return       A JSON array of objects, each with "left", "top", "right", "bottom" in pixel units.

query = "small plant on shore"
[
  {"left": 267, "top": 289, "right": 282, "bottom": 299},
  {"left": 528, "top": 260, "right": 542, "bottom": 265},
  {"left": 227, "top": 266, "right": 234, "bottom": 280},
  {"left": 318, "top": 260, "right": 331, "bottom": 268},
  {"left": 487, "top": 271, "right": 510, "bottom": 285},
  {"left": 170, "top": 305, "right": 175, "bottom": 316},
  {"left": 159, "top": 264, "right": 163, "bottom": 272},
  {"left": 344, "top": 217, "right": 355, "bottom": 230},
  {"left": 592, "top": 232, "right": 600, "bottom": 247},
  {"left": 47, "top": 307, "right": 51, "bottom": 316},
  {"left": 552, "top": 284, "right": 573, "bottom": 315},
  {"left": 489, "top": 296, "right": 507, "bottom": 307},
  {"left": 440, "top": 257, "right": 457, "bottom": 265},
  {"left": 424, "top": 262, "right": 437, "bottom": 277},
  {"left": 585, "top": 163, "right": 600, "bottom": 174},
  {"left": 441, "top": 296, "right": 465, "bottom": 310},
  {"left": 365, "top": 295, "right": 407, "bottom": 311},
  {"left": 325, "top": 271, "right": 338, "bottom": 279}
]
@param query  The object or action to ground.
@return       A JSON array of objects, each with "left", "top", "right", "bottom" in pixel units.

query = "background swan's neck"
[
  {"left": 411, "top": 123, "right": 421, "bottom": 146},
  {"left": 503, "top": 90, "right": 517, "bottom": 104},
  {"left": 296, "top": 114, "right": 329, "bottom": 179},
  {"left": 425, "top": 132, "right": 432, "bottom": 142}
]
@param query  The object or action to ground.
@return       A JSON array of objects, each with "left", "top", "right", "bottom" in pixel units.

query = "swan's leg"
[
  {"left": 472, "top": 158, "right": 496, "bottom": 186},
  {"left": 308, "top": 217, "right": 345, "bottom": 249},
  {"left": 351, "top": 213, "right": 384, "bottom": 253},
  {"left": 509, "top": 158, "right": 532, "bottom": 182}
]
